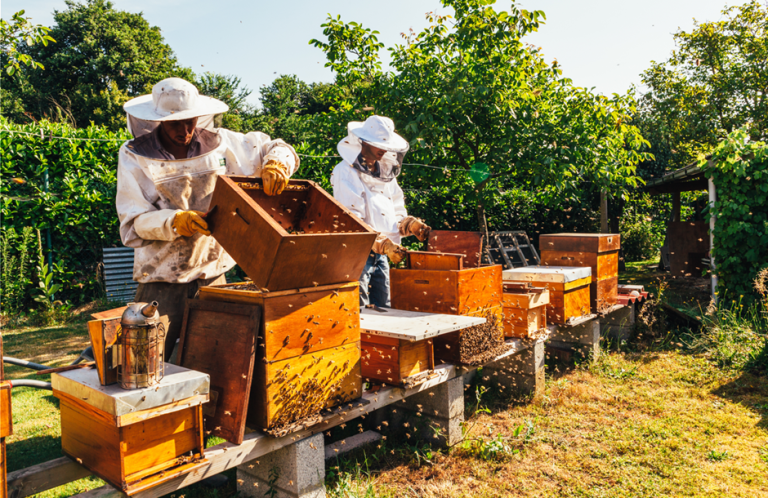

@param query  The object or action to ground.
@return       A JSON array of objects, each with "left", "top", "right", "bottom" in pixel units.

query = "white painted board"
[
  {"left": 360, "top": 307, "right": 486, "bottom": 341},
  {"left": 502, "top": 265, "right": 591, "bottom": 283},
  {"left": 52, "top": 363, "right": 209, "bottom": 416}
]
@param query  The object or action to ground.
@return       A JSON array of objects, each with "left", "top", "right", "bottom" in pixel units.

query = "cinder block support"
[
  {"left": 401, "top": 375, "right": 464, "bottom": 447},
  {"left": 482, "top": 340, "right": 545, "bottom": 398},
  {"left": 548, "top": 318, "right": 600, "bottom": 361},
  {"left": 602, "top": 304, "right": 635, "bottom": 344},
  {"left": 237, "top": 433, "right": 326, "bottom": 498}
]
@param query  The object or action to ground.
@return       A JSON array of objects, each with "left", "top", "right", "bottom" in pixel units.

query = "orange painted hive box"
[
  {"left": 539, "top": 233, "right": 619, "bottom": 312},
  {"left": 502, "top": 266, "right": 592, "bottom": 325},
  {"left": 198, "top": 282, "right": 362, "bottom": 434},
  {"left": 207, "top": 176, "right": 377, "bottom": 291},
  {"left": 502, "top": 283, "right": 550, "bottom": 339},
  {"left": 51, "top": 364, "right": 209, "bottom": 495}
]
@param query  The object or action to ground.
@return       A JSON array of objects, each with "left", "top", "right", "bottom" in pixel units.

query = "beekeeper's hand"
[
  {"left": 262, "top": 161, "right": 289, "bottom": 196},
  {"left": 373, "top": 236, "right": 407, "bottom": 265},
  {"left": 399, "top": 216, "right": 432, "bottom": 242},
  {"left": 173, "top": 210, "right": 210, "bottom": 237}
]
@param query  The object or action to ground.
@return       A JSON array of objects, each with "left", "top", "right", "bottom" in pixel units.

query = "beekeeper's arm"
[
  {"left": 116, "top": 147, "right": 206, "bottom": 247},
  {"left": 220, "top": 129, "right": 299, "bottom": 195},
  {"left": 393, "top": 181, "right": 431, "bottom": 242}
]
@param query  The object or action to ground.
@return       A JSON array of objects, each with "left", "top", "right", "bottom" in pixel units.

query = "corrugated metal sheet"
[{"left": 103, "top": 247, "right": 137, "bottom": 304}]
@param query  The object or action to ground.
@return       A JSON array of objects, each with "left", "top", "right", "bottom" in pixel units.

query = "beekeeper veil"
[
  {"left": 337, "top": 115, "right": 409, "bottom": 182},
  {"left": 123, "top": 77, "right": 229, "bottom": 138}
]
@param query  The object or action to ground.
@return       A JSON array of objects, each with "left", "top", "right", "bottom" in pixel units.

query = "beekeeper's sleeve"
[
  {"left": 331, "top": 162, "right": 367, "bottom": 222},
  {"left": 391, "top": 179, "right": 408, "bottom": 223},
  {"left": 116, "top": 145, "right": 179, "bottom": 247},
  {"left": 219, "top": 129, "right": 300, "bottom": 176}
]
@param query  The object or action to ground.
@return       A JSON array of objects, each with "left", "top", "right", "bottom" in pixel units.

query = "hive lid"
[
  {"left": 502, "top": 266, "right": 591, "bottom": 283},
  {"left": 361, "top": 307, "right": 486, "bottom": 341},
  {"left": 52, "top": 363, "right": 209, "bottom": 417}
]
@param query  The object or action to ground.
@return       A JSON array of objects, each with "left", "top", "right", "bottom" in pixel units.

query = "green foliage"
[
  {"left": 0, "top": 117, "right": 129, "bottom": 306},
  {"left": 620, "top": 194, "right": 667, "bottom": 262},
  {"left": 706, "top": 128, "right": 768, "bottom": 300},
  {"left": 0, "top": 10, "right": 55, "bottom": 75},
  {"left": 6, "top": 0, "right": 192, "bottom": 129},
  {"left": 639, "top": 0, "right": 768, "bottom": 171},
  {"left": 310, "top": 0, "right": 650, "bottom": 230},
  {"left": 0, "top": 226, "right": 35, "bottom": 316}
]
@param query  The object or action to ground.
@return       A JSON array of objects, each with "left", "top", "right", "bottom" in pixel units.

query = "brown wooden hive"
[{"left": 207, "top": 176, "right": 377, "bottom": 291}]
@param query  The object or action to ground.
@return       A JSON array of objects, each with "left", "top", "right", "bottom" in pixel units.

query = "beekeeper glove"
[
  {"left": 262, "top": 160, "right": 289, "bottom": 196},
  {"left": 172, "top": 210, "right": 210, "bottom": 237},
  {"left": 399, "top": 216, "right": 431, "bottom": 242},
  {"left": 373, "top": 235, "right": 407, "bottom": 265}
]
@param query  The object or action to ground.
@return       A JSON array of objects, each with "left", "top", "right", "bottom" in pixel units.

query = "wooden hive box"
[
  {"left": 52, "top": 364, "right": 209, "bottom": 495},
  {"left": 502, "top": 283, "right": 550, "bottom": 339},
  {"left": 207, "top": 176, "right": 377, "bottom": 291},
  {"left": 539, "top": 233, "right": 619, "bottom": 312},
  {"left": 0, "top": 335, "right": 6, "bottom": 498},
  {"left": 427, "top": 230, "right": 484, "bottom": 268},
  {"left": 198, "top": 282, "right": 362, "bottom": 434},
  {"left": 391, "top": 252, "right": 505, "bottom": 364},
  {"left": 359, "top": 307, "right": 486, "bottom": 387},
  {"left": 502, "top": 266, "right": 592, "bottom": 325}
]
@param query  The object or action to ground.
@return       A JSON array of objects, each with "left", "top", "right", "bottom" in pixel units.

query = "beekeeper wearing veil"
[
  {"left": 331, "top": 115, "right": 431, "bottom": 307},
  {"left": 116, "top": 77, "right": 300, "bottom": 359}
]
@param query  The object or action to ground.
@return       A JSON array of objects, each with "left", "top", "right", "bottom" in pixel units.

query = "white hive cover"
[
  {"left": 360, "top": 306, "right": 485, "bottom": 341},
  {"left": 502, "top": 265, "right": 591, "bottom": 283}
]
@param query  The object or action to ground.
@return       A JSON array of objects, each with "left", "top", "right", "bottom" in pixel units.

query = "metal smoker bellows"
[{"left": 118, "top": 301, "right": 165, "bottom": 389}]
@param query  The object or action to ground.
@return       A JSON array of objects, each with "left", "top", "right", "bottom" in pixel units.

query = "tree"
[
  {"left": 312, "top": 0, "right": 649, "bottom": 231},
  {"left": 7, "top": 0, "right": 192, "bottom": 129},
  {"left": 258, "top": 75, "right": 335, "bottom": 142},
  {"left": 0, "top": 10, "right": 55, "bottom": 75},
  {"left": 639, "top": 0, "right": 768, "bottom": 171}
]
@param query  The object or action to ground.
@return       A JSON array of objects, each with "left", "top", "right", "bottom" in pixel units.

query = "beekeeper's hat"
[
  {"left": 123, "top": 78, "right": 228, "bottom": 122},
  {"left": 347, "top": 115, "right": 409, "bottom": 153}
]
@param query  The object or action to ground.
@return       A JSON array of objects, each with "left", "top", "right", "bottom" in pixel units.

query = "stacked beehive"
[
  {"left": 502, "top": 266, "right": 592, "bottom": 325},
  {"left": 539, "top": 233, "right": 620, "bottom": 313},
  {"left": 390, "top": 252, "right": 507, "bottom": 365},
  {"left": 0, "top": 336, "right": 9, "bottom": 498},
  {"left": 502, "top": 283, "right": 550, "bottom": 338},
  {"left": 191, "top": 176, "right": 377, "bottom": 437}
]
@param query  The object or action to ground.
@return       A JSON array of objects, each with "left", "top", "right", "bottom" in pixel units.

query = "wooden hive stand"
[
  {"left": 539, "top": 233, "right": 620, "bottom": 313},
  {"left": 195, "top": 281, "right": 362, "bottom": 437},
  {"left": 0, "top": 336, "right": 10, "bottom": 498},
  {"left": 359, "top": 307, "right": 485, "bottom": 388},
  {"left": 502, "top": 283, "right": 550, "bottom": 339},
  {"left": 502, "top": 266, "right": 592, "bottom": 325},
  {"left": 52, "top": 364, "right": 209, "bottom": 495}
]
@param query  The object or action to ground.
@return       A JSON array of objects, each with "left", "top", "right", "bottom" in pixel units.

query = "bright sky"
[{"left": 4, "top": 0, "right": 730, "bottom": 105}]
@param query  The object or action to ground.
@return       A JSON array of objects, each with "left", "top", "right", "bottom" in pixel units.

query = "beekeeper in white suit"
[
  {"left": 116, "top": 77, "right": 299, "bottom": 360},
  {"left": 331, "top": 115, "right": 431, "bottom": 307}
]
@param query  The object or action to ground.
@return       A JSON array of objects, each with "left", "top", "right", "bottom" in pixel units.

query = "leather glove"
[
  {"left": 373, "top": 235, "right": 407, "bottom": 265},
  {"left": 172, "top": 210, "right": 210, "bottom": 237},
  {"left": 399, "top": 216, "right": 432, "bottom": 242},
  {"left": 261, "top": 160, "right": 289, "bottom": 196}
]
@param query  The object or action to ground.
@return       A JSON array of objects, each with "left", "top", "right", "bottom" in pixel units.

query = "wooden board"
[
  {"left": 502, "top": 289, "right": 550, "bottom": 310},
  {"left": 502, "top": 266, "right": 592, "bottom": 284},
  {"left": 90, "top": 307, "right": 128, "bottom": 321},
  {"left": 539, "top": 233, "right": 620, "bottom": 253},
  {"left": 540, "top": 251, "right": 618, "bottom": 281},
  {"left": 362, "top": 334, "right": 434, "bottom": 386},
  {"left": 207, "top": 176, "right": 377, "bottom": 291},
  {"left": 427, "top": 230, "right": 484, "bottom": 268},
  {"left": 178, "top": 299, "right": 260, "bottom": 445},
  {"left": 535, "top": 284, "right": 591, "bottom": 325},
  {"left": 199, "top": 282, "right": 360, "bottom": 363},
  {"left": 359, "top": 307, "right": 486, "bottom": 341},
  {"left": 249, "top": 341, "right": 362, "bottom": 430},
  {"left": 592, "top": 276, "right": 619, "bottom": 312},
  {"left": 503, "top": 307, "right": 546, "bottom": 338},
  {"left": 0, "top": 383, "right": 11, "bottom": 439},
  {"left": 408, "top": 251, "right": 463, "bottom": 271},
  {"left": 0, "top": 336, "right": 4, "bottom": 498},
  {"left": 87, "top": 317, "right": 120, "bottom": 386}
]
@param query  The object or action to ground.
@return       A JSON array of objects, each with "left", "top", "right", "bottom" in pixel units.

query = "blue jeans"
[{"left": 359, "top": 252, "right": 390, "bottom": 307}]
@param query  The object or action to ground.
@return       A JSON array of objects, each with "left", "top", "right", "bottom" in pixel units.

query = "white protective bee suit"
[{"left": 331, "top": 116, "right": 411, "bottom": 307}]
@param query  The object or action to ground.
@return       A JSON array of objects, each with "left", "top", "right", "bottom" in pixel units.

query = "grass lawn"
[{"left": 2, "top": 265, "right": 766, "bottom": 497}]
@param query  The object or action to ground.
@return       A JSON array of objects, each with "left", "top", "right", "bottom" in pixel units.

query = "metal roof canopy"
[{"left": 645, "top": 161, "right": 712, "bottom": 195}]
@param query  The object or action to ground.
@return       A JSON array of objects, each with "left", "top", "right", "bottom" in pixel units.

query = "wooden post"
[
  {"left": 708, "top": 176, "right": 718, "bottom": 304},
  {"left": 600, "top": 190, "right": 608, "bottom": 233},
  {"left": 672, "top": 191, "right": 681, "bottom": 222}
]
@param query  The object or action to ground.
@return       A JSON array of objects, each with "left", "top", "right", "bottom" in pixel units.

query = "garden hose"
[
  {"left": 10, "top": 380, "right": 52, "bottom": 390},
  {"left": 3, "top": 356, "right": 48, "bottom": 371}
]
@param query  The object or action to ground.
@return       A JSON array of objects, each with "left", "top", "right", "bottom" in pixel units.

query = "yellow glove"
[
  {"left": 373, "top": 236, "right": 407, "bottom": 265},
  {"left": 399, "top": 216, "right": 432, "bottom": 242},
  {"left": 261, "top": 161, "right": 289, "bottom": 196},
  {"left": 172, "top": 210, "right": 210, "bottom": 237}
]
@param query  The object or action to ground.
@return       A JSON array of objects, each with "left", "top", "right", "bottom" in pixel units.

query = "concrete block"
[
  {"left": 401, "top": 375, "right": 464, "bottom": 447},
  {"left": 602, "top": 304, "right": 635, "bottom": 344},
  {"left": 483, "top": 341, "right": 545, "bottom": 397},
  {"left": 548, "top": 340, "right": 599, "bottom": 362},
  {"left": 549, "top": 319, "right": 599, "bottom": 345},
  {"left": 325, "top": 431, "right": 382, "bottom": 460},
  {"left": 237, "top": 433, "right": 326, "bottom": 498}
]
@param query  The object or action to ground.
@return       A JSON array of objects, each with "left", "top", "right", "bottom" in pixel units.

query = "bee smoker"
[{"left": 118, "top": 301, "right": 165, "bottom": 389}]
